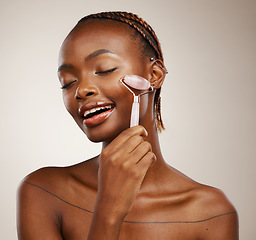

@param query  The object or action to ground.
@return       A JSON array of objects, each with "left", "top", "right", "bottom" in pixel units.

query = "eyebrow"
[
  {"left": 57, "top": 64, "right": 73, "bottom": 72},
  {"left": 58, "top": 49, "right": 116, "bottom": 72},
  {"left": 85, "top": 49, "right": 115, "bottom": 61}
]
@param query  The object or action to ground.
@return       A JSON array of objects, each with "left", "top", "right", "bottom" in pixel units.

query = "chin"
[
  {"left": 84, "top": 127, "right": 124, "bottom": 144},
  {"left": 86, "top": 132, "right": 118, "bottom": 143},
  {"left": 82, "top": 120, "right": 129, "bottom": 144}
]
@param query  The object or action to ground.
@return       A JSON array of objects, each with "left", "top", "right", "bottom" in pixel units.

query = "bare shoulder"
[
  {"left": 189, "top": 183, "right": 239, "bottom": 239},
  {"left": 167, "top": 167, "right": 237, "bottom": 217},
  {"left": 17, "top": 165, "right": 73, "bottom": 218},
  {"left": 193, "top": 183, "right": 236, "bottom": 215},
  {"left": 18, "top": 166, "right": 69, "bottom": 203},
  {"left": 20, "top": 165, "right": 66, "bottom": 185},
  {"left": 18, "top": 156, "right": 97, "bottom": 193},
  {"left": 17, "top": 167, "right": 68, "bottom": 239},
  {"left": 17, "top": 157, "right": 98, "bottom": 215},
  {"left": 17, "top": 159, "right": 98, "bottom": 239},
  {"left": 163, "top": 167, "right": 238, "bottom": 239}
]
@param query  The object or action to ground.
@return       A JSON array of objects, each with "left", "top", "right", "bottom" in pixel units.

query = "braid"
[{"left": 77, "top": 11, "right": 165, "bottom": 131}]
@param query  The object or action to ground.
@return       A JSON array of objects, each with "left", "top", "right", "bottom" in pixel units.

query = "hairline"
[{"left": 74, "top": 18, "right": 157, "bottom": 60}]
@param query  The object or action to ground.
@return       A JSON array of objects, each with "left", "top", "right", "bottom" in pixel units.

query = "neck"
[{"left": 135, "top": 121, "right": 170, "bottom": 192}]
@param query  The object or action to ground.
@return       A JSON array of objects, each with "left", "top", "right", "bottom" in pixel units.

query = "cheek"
[
  {"left": 62, "top": 91, "right": 77, "bottom": 116},
  {"left": 102, "top": 81, "right": 135, "bottom": 126},
  {"left": 103, "top": 80, "right": 134, "bottom": 107}
]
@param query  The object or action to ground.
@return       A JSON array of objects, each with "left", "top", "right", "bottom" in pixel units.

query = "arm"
[
  {"left": 17, "top": 179, "right": 63, "bottom": 240},
  {"left": 202, "top": 211, "right": 238, "bottom": 240},
  {"left": 87, "top": 125, "right": 155, "bottom": 240},
  {"left": 197, "top": 188, "right": 239, "bottom": 240}
]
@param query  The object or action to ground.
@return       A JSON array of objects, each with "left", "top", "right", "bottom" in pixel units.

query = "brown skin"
[{"left": 17, "top": 20, "right": 238, "bottom": 240}]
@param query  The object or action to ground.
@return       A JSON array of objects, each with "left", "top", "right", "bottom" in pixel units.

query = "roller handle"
[{"left": 130, "top": 101, "right": 140, "bottom": 127}]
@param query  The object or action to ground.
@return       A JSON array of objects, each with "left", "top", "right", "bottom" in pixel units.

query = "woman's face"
[{"left": 58, "top": 20, "right": 153, "bottom": 143}]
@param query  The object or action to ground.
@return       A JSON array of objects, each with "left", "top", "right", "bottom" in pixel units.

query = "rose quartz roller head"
[{"left": 120, "top": 75, "right": 153, "bottom": 127}]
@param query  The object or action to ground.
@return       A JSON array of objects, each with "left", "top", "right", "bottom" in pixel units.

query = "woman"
[{"left": 17, "top": 11, "right": 238, "bottom": 239}]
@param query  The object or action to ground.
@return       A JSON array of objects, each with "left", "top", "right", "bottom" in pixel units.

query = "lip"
[{"left": 78, "top": 101, "right": 115, "bottom": 127}]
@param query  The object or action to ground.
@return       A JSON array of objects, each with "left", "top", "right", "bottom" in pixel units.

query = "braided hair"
[{"left": 76, "top": 11, "right": 166, "bottom": 131}]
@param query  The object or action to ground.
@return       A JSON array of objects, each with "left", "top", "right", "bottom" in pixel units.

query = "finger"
[
  {"left": 119, "top": 134, "right": 144, "bottom": 155},
  {"left": 100, "top": 135, "right": 148, "bottom": 167},
  {"left": 106, "top": 125, "right": 148, "bottom": 151},
  {"left": 136, "top": 151, "right": 156, "bottom": 176},
  {"left": 128, "top": 141, "right": 152, "bottom": 164}
]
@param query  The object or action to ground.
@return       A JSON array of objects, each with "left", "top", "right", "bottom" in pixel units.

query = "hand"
[{"left": 95, "top": 125, "right": 156, "bottom": 222}]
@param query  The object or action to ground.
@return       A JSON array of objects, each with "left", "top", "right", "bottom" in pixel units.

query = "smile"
[
  {"left": 79, "top": 102, "right": 115, "bottom": 127},
  {"left": 83, "top": 105, "right": 114, "bottom": 119}
]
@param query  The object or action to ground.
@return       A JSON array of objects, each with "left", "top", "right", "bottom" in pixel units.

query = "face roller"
[{"left": 120, "top": 75, "right": 153, "bottom": 127}]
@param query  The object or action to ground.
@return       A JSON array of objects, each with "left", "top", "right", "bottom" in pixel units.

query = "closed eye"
[
  {"left": 61, "top": 80, "right": 77, "bottom": 89},
  {"left": 95, "top": 68, "right": 117, "bottom": 75}
]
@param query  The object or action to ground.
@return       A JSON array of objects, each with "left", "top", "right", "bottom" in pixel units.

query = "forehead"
[{"left": 60, "top": 19, "right": 140, "bottom": 61}]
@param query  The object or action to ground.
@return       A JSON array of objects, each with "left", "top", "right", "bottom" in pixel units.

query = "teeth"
[{"left": 84, "top": 105, "right": 112, "bottom": 118}]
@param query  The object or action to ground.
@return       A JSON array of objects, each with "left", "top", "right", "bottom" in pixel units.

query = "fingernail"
[{"left": 145, "top": 129, "right": 148, "bottom": 136}]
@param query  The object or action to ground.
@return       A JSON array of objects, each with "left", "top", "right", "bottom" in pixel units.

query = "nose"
[{"left": 75, "top": 81, "right": 99, "bottom": 100}]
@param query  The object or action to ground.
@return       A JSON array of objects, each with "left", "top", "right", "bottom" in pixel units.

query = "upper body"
[{"left": 17, "top": 12, "right": 238, "bottom": 240}]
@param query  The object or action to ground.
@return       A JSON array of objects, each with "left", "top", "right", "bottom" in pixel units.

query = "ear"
[{"left": 149, "top": 59, "right": 167, "bottom": 89}]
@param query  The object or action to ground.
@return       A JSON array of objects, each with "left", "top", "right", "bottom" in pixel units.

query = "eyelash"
[
  {"left": 61, "top": 80, "right": 77, "bottom": 89},
  {"left": 95, "top": 68, "right": 117, "bottom": 75}
]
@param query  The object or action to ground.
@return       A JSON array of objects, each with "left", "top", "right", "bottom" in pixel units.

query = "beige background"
[{"left": 0, "top": 0, "right": 255, "bottom": 239}]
